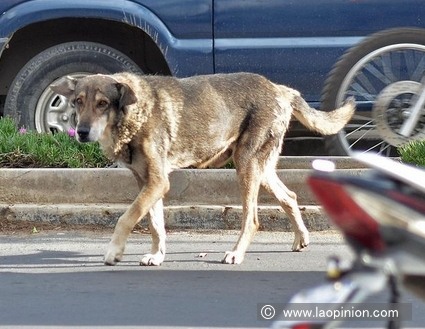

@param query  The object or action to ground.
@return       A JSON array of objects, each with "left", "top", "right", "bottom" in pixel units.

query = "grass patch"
[
  {"left": 0, "top": 117, "right": 111, "bottom": 168},
  {"left": 398, "top": 140, "right": 425, "bottom": 167}
]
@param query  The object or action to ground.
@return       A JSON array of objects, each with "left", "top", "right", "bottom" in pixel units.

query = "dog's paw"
[
  {"left": 140, "top": 252, "right": 164, "bottom": 266},
  {"left": 104, "top": 245, "right": 123, "bottom": 266},
  {"left": 222, "top": 251, "right": 244, "bottom": 264},
  {"left": 292, "top": 230, "right": 309, "bottom": 252}
]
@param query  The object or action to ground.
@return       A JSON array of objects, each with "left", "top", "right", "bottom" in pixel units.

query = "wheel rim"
[
  {"left": 35, "top": 73, "right": 88, "bottom": 133},
  {"left": 336, "top": 43, "right": 425, "bottom": 156},
  {"left": 373, "top": 80, "right": 425, "bottom": 146}
]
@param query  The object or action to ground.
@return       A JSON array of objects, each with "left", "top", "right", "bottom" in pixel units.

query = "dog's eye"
[
  {"left": 97, "top": 100, "right": 108, "bottom": 108},
  {"left": 75, "top": 98, "right": 83, "bottom": 106}
]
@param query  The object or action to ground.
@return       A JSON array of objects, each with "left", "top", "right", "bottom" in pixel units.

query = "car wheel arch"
[{"left": 0, "top": 2, "right": 174, "bottom": 98}]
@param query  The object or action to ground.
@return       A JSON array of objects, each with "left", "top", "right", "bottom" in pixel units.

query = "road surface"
[{"left": 0, "top": 230, "right": 422, "bottom": 328}]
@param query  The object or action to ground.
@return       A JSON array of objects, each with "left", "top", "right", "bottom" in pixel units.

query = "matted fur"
[{"left": 51, "top": 72, "right": 355, "bottom": 265}]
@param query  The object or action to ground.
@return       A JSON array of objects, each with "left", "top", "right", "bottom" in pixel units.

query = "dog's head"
[{"left": 50, "top": 75, "right": 137, "bottom": 143}]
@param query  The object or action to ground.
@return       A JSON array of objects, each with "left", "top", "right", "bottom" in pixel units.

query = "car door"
[{"left": 213, "top": 0, "right": 424, "bottom": 103}]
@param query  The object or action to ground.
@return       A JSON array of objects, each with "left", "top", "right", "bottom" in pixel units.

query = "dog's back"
[{"left": 112, "top": 72, "right": 354, "bottom": 169}]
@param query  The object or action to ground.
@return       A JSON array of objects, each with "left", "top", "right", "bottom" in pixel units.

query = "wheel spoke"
[
  {"left": 347, "top": 126, "right": 375, "bottom": 148},
  {"left": 364, "top": 140, "right": 393, "bottom": 156},
  {"left": 354, "top": 71, "right": 377, "bottom": 96},
  {"left": 404, "top": 50, "right": 416, "bottom": 78},
  {"left": 411, "top": 53, "right": 425, "bottom": 81},
  {"left": 380, "top": 53, "right": 398, "bottom": 82},
  {"left": 364, "top": 60, "right": 393, "bottom": 85},
  {"left": 349, "top": 82, "right": 376, "bottom": 101},
  {"left": 345, "top": 118, "right": 375, "bottom": 137}
]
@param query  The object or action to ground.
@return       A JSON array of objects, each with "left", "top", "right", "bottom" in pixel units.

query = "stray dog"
[{"left": 51, "top": 72, "right": 355, "bottom": 265}]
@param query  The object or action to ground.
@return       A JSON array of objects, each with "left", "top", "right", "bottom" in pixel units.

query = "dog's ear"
[
  {"left": 50, "top": 76, "right": 78, "bottom": 98},
  {"left": 117, "top": 83, "right": 137, "bottom": 111}
]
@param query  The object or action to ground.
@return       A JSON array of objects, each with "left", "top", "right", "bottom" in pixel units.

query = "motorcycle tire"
[{"left": 321, "top": 28, "right": 425, "bottom": 156}]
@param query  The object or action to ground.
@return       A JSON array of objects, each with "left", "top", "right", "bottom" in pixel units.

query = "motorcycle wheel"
[{"left": 322, "top": 28, "right": 425, "bottom": 156}]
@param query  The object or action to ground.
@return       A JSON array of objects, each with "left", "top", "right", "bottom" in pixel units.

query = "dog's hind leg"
[
  {"left": 140, "top": 199, "right": 166, "bottom": 266},
  {"left": 222, "top": 157, "right": 262, "bottom": 264},
  {"left": 261, "top": 170, "right": 309, "bottom": 251}
]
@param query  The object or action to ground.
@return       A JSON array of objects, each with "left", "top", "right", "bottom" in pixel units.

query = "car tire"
[
  {"left": 4, "top": 41, "right": 143, "bottom": 133},
  {"left": 321, "top": 28, "right": 425, "bottom": 156}
]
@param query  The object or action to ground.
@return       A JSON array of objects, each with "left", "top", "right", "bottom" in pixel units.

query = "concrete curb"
[
  {"left": 0, "top": 157, "right": 367, "bottom": 231},
  {"left": 0, "top": 204, "right": 330, "bottom": 231}
]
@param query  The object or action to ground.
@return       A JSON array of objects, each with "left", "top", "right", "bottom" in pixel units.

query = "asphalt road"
[{"left": 0, "top": 230, "right": 423, "bottom": 329}]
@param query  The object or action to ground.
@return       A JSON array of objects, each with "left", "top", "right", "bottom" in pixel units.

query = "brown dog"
[{"left": 51, "top": 72, "right": 354, "bottom": 265}]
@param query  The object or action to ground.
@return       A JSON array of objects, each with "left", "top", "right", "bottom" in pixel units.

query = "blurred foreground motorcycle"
[
  {"left": 322, "top": 28, "right": 425, "bottom": 157},
  {"left": 272, "top": 152, "right": 425, "bottom": 329}
]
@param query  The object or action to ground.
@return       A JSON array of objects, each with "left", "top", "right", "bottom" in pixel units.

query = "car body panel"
[
  {"left": 0, "top": 0, "right": 214, "bottom": 76},
  {"left": 0, "top": 0, "right": 424, "bottom": 104},
  {"left": 214, "top": 0, "right": 425, "bottom": 101}
]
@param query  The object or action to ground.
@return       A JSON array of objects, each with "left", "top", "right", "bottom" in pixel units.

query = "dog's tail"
[{"left": 290, "top": 91, "right": 355, "bottom": 135}]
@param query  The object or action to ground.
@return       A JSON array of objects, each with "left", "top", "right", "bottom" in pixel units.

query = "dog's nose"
[{"left": 76, "top": 126, "right": 90, "bottom": 142}]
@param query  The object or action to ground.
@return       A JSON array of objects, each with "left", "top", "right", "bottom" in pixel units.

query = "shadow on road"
[{"left": 0, "top": 249, "right": 322, "bottom": 328}]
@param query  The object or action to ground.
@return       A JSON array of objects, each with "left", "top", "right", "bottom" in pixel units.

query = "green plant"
[
  {"left": 398, "top": 140, "right": 425, "bottom": 167},
  {"left": 0, "top": 117, "right": 111, "bottom": 168}
]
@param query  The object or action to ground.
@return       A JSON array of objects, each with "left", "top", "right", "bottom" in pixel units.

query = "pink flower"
[
  {"left": 67, "top": 128, "right": 76, "bottom": 138},
  {"left": 18, "top": 127, "right": 27, "bottom": 134}
]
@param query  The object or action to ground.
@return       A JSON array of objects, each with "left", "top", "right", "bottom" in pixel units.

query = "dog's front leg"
[
  {"left": 104, "top": 179, "right": 169, "bottom": 266},
  {"left": 140, "top": 199, "right": 166, "bottom": 266},
  {"left": 104, "top": 205, "right": 139, "bottom": 265}
]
